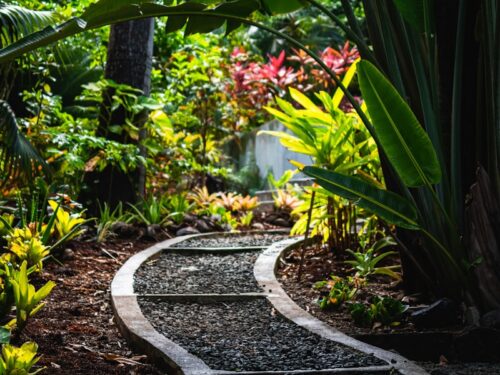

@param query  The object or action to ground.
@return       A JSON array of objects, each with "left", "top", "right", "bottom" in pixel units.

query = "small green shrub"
[
  {"left": 313, "top": 275, "right": 362, "bottom": 309},
  {"left": 350, "top": 296, "right": 408, "bottom": 328}
]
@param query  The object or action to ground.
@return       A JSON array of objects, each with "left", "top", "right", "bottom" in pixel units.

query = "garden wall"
[{"left": 234, "top": 120, "right": 311, "bottom": 181}]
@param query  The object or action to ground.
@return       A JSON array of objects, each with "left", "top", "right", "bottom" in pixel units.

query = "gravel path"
[
  {"left": 170, "top": 233, "right": 290, "bottom": 249},
  {"left": 139, "top": 298, "right": 386, "bottom": 372},
  {"left": 134, "top": 251, "right": 261, "bottom": 294}
]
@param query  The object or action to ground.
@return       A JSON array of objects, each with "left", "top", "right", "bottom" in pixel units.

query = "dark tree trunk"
[{"left": 80, "top": 19, "right": 154, "bottom": 212}]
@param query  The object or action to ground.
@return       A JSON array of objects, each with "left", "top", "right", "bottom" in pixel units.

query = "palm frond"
[
  {"left": 0, "top": 100, "right": 48, "bottom": 186},
  {"left": 0, "top": 5, "right": 56, "bottom": 47}
]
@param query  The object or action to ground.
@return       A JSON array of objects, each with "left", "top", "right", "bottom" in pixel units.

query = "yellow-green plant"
[
  {"left": 48, "top": 200, "right": 86, "bottom": 241},
  {"left": 4, "top": 229, "right": 49, "bottom": 271},
  {"left": 0, "top": 341, "right": 42, "bottom": 375},
  {"left": 237, "top": 212, "right": 254, "bottom": 229},
  {"left": 9, "top": 261, "right": 55, "bottom": 332},
  {"left": 260, "top": 79, "right": 382, "bottom": 250},
  {"left": 0, "top": 215, "right": 14, "bottom": 237}
]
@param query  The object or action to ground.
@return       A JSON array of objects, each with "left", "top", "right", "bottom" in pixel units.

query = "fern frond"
[{"left": 0, "top": 100, "right": 48, "bottom": 186}]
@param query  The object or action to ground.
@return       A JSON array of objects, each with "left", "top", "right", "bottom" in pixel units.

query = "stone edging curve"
[
  {"left": 111, "top": 233, "right": 215, "bottom": 375},
  {"left": 253, "top": 238, "right": 429, "bottom": 375},
  {"left": 112, "top": 232, "right": 429, "bottom": 374}
]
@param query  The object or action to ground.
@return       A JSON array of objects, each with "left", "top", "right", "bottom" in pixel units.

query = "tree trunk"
[
  {"left": 80, "top": 19, "right": 154, "bottom": 212},
  {"left": 465, "top": 166, "right": 500, "bottom": 311}
]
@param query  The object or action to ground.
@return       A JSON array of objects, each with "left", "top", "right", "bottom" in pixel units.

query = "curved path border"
[
  {"left": 254, "top": 239, "right": 428, "bottom": 375},
  {"left": 112, "top": 233, "right": 428, "bottom": 374}
]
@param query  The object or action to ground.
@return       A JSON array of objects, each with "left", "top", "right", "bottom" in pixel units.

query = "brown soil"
[{"left": 24, "top": 236, "right": 168, "bottom": 375}]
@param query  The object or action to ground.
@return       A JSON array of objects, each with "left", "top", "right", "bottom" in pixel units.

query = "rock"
[
  {"left": 481, "top": 309, "right": 500, "bottom": 329},
  {"left": 183, "top": 213, "right": 197, "bottom": 223},
  {"left": 251, "top": 222, "right": 265, "bottom": 230},
  {"left": 454, "top": 326, "right": 500, "bottom": 361},
  {"left": 411, "top": 298, "right": 459, "bottom": 329},
  {"left": 146, "top": 224, "right": 162, "bottom": 239},
  {"left": 110, "top": 221, "right": 140, "bottom": 238},
  {"left": 272, "top": 218, "right": 291, "bottom": 227},
  {"left": 176, "top": 226, "right": 200, "bottom": 237},
  {"left": 221, "top": 224, "right": 233, "bottom": 232},
  {"left": 62, "top": 248, "right": 75, "bottom": 261},
  {"left": 465, "top": 306, "right": 481, "bottom": 326},
  {"left": 210, "top": 214, "right": 222, "bottom": 223},
  {"left": 194, "top": 219, "right": 212, "bottom": 233}
]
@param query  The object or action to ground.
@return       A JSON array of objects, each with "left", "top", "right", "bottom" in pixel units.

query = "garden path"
[{"left": 111, "top": 232, "right": 428, "bottom": 375}]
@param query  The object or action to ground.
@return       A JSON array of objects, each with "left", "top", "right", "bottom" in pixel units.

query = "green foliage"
[
  {"left": 128, "top": 196, "right": 169, "bottom": 227},
  {"left": 165, "top": 194, "right": 194, "bottom": 225},
  {"left": 313, "top": 275, "right": 362, "bottom": 309},
  {"left": 357, "top": 60, "right": 441, "bottom": 187},
  {"left": 345, "top": 235, "right": 400, "bottom": 280},
  {"left": 350, "top": 297, "right": 408, "bottom": 328},
  {"left": 95, "top": 202, "right": 127, "bottom": 242},
  {"left": 8, "top": 261, "right": 55, "bottom": 332}
]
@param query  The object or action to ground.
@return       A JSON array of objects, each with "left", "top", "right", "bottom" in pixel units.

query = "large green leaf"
[
  {"left": 303, "top": 166, "right": 420, "bottom": 230},
  {"left": 392, "top": 0, "right": 425, "bottom": 32},
  {"left": 260, "top": 0, "right": 306, "bottom": 15},
  {"left": 0, "top": 1, "right": 265, "bottom": 63},
  {"left": 357, "top": 60, "right": 441, "bottom": 187}
]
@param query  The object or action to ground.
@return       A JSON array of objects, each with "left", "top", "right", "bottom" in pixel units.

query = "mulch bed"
[
  {"left": 25, "top": 236, "right": 167, "bottom": 375},
  {"left": 139, "top": 298, "right": 386, "bottom": 372}
]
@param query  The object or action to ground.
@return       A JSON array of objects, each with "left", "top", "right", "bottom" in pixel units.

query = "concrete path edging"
[
  {"left": 112, "top": 232, "right": 429, "bottom": 374},
  {"left": 111, "top": 233, "right": 215, "bottom": 375},
  {"left": 254, "top": 238, "right": 429, "bottom": 375}
]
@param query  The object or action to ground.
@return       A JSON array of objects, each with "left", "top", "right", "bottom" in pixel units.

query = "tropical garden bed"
[{"left": 0, "top": 0, "right": 498, "bottom": 374}]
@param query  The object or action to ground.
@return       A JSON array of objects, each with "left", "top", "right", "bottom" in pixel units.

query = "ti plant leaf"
[
  {"left": 357, "top": 60, "right": 441, "bottom": 187},
  {"left": 303, "top": 166, "right": 420, "bottom": 230}
]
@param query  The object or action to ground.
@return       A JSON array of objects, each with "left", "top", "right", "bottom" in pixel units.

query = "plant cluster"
[
  {"left": 0, "top": 185, "right": 87, "bottom": 373},
  {"left": 350, "top": 297, "right": 408, "bottom": 328}
]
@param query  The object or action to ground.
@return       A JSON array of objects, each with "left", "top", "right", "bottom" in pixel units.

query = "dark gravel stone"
[
  {"left": 134, "top": 251, "right": 262, "bottom": 294},
  {"left": 170, "top": 232, "right": 290, "bottom": 249},
  {"left": 138, "top": 298, "right": 386, "bottom": 371}
]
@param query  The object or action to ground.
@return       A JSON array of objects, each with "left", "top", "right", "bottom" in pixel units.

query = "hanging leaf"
[
  {"left": 303, "top": 166, "right": 420, "bottom": 230},
  {"left": 357, "top": 60, "right": 441, "bottom": 187},
  {"left": 392, "top": 0, "right": 425, "bottom": 32},
  {"left": 260, "top": 0, "right": 306, "bottom": 15},
  {"left": 165, "top": 3, "right": 206, "bottom": 33}
]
